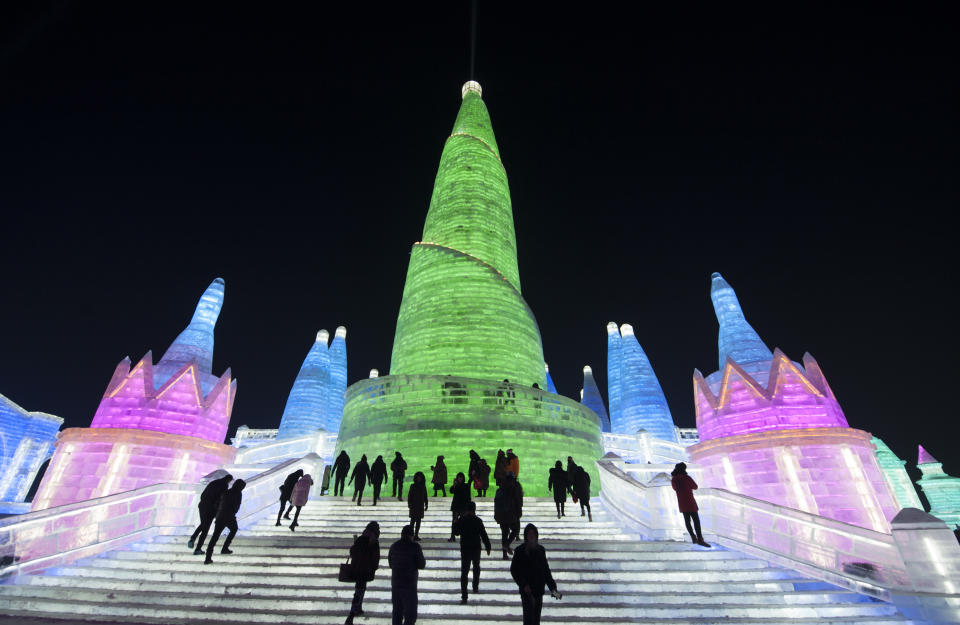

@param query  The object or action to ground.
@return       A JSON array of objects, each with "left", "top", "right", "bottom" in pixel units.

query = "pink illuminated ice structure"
[
  {"left": 688, "top": 273, "right": 899, "bottom": 532},
  {"left": 31, "top": 279, "right": 236, "bottom": 511}
]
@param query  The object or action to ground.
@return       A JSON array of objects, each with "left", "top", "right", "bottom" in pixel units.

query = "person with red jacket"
[{"left": 671, "top": 463, "right": 710, "bottom": 547}]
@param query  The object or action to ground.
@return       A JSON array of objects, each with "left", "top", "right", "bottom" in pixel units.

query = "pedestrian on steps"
[
  {"left": 333, "top": 450, "right": 351, "bottom": 497},
  {"left": 572, "top": 466, "right": 592, "bottom": 522},
  {"left": 494, "top": 449, "right": 507, "bottom": 486},
  {"left": 345, "top": 521, "right": 380, "bottom": 624},
  {"left": 475, "top": 457, "right": 491, "bottom": 497},
  {"left": 276, "top": 469, "right": 304, "bottom": 526},
  {"left": 510, "top": 523, "right": 561, "bottom": 625},
  {"left": 188, "top": 473, "right": 232, "bottom": 553},
  {"left": 388, "top": 524, "right": 426, "bottom": 625},
  {"left": 449, "top": 472, "right": 471, "bottom": 542},
  {"left": 370, "top": 454, "right": 388, "bottom": 506},
  {"left": 204, "top": 478, "right": 246, "bottom": 565},
  {"left": 288, "top": 473, "right": 313, "bottom": 531},
  {"left": 494, "top": 472, "right": 523, "bottom": 560},
  {"left": 391, "top": 451, "right": 407, "bottom": 500},
  {"left": 349, "top": 454, "right": 371, "bottom": 506},
  {"left": 547, "top": 461, "right": 569, "bottom": 519},
  {"left": 505, "top": 448, "right": 520, "bottom": 479},
  {"left": 671, "top": 462, "right": 710, "bottom": 547},
  {"left": 430, "top": 455, "right": 447, "bottom": 497},
  {"left": 407, "top": 471, "right": 428, "bottom": 541},
  {"left": 453, "top": 500, "right": 491, "bottom": 603}
]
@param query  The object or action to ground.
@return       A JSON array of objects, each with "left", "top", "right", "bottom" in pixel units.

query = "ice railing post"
[{"left": 887, "top": 508, "right": 960, "bottom": 624}]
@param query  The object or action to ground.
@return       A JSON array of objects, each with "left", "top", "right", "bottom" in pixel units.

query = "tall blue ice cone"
[
  {"left": 617, "top": 324, "right": 677, "bottom": 442},
  {"left": 581, "top": 365, "right": 611, "bottom": 433},
  {"left": 277, "top": 330, "right": 331, "bottom": 440},
  {"left": 327, "top": 326, "right": 348, "bottom": 433},
  {"left": 606, "top": 322, "right": 623, "bottom": 430},
  {"left": 154, "top": 278, "right": 225, "bottom": 390},
  {"left": 710, "top": 272, "right": 773, "bottom": 369},
  {"left": 544, "top": 364, "right": 558, "bottom": 394}
]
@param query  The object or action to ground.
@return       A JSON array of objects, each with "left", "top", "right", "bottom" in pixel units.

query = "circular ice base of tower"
[{"left": 336, "top": 374, "right": 604, "bottom": 497}]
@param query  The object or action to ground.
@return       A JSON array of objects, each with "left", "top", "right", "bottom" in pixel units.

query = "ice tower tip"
[
  {"left": 155, "top": 277, "right": 226, "bottom": 384},
  {"left": 316, "top": 330, "right": 329, "bottom": 344},
  {"left": 583, "top": 365, "right": 592, "bottom": 373},
  {"left": 620, "top": 324, "right": 635, "bottom": 336},
  {"left": 709, "top": 272, "right": 772, "bottom": 369},
  {"left": 461, "top": 80, "right": 482, "bottom": 99},
  {"left": 607, "top": 322, "right": 620, "bottom": 335},
  {"left": 919, "top": 445, "right": 939, "bottom": 465},
  {"left": 335, "top": 326, "right": 347, "bottom": 338}
]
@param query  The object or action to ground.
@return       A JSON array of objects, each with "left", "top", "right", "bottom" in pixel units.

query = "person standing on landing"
[
  {"left": 448, "top": 472, "right": 471, "bottom": 542},
  {"left": 547, "top": 461, "right": 569, "bottom": 519},
  {"left": 288, "top": 473, "right": 313, "bottom": 531},
  {"left": 510, "top": 523, "right": 561, "bottom": 625},
  {"left": 349, "top": 454, "right": 371, "bottom": 506},
  {"left": 388, "top": 524, "right": 426, "bottom": 625},
  {"left": 188, "top": 473, "right": 232, "bottom": 553},
  {"left": 391, "top": 451, "right": 407, "bottom": 500},
  {"left": 370, "top": 454, "right": 388, "bottom": 506},
  {"left": 345, "top": 521, "right": 380, "bottom": 624},
  {"left": 333, "top": 450, "right": 351, "bottom": 497},
  {"left": 204, "top": 479, "right": 246, "bottom": 564},
  {"left": 430, "top": 455, "right": 447, "bottom": 497},
  {"left": 453, "top": 500, "right": 491, "bottom": 603},
  {"left": 671, "top": 462, "right": 710, "bottom": 547},
  {"left": 407, "top": 471, "right": 428, "bottom": 541},
  {"left": 276, "top": 468, "right": 303, "bottom": 526}
]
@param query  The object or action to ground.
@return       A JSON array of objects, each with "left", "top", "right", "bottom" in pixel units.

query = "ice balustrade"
[
  {"left": 597, "top": 455, "right": 960, "bottom": 607},
  {"left": 602, "top": 430, "right": 693, "bottom": 465},
  {"left": 0, "top": 454, "right": 324, "bottom": 579},
  {"left": 231, "top": 427, "right": 279, "bottom": 447},
  {"left": 232, "top": 431, "right": 336, "bottom": 468}
]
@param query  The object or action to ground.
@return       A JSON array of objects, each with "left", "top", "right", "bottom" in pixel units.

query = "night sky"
[{"left": 1, "top": 4, "right": 956, "bottom": 480}]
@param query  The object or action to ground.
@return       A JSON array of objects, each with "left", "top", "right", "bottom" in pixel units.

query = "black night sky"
[{"left": 1, "top": 4, "right": 956, "bottom": 480}]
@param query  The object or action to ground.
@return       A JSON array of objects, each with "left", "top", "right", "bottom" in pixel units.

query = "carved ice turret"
[
  {"left": 916, "top": 445, "right": 960, "bottom": 529},
  {"left": 580, "top": 366, "right": 610, "bottom": 433}
]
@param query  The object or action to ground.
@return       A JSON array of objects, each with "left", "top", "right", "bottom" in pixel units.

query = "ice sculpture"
[
  {"left": 689, "top": 274, "right": 899, "bottom": 531},
  {"left": 916, "top": 445, "right": 960, "bottom": 529},
  {"left": 0, "top": 393, "right": 62, "bottom": 504},
  {"left": 336, "top": 82, "right": 603, "bottom": 496},
  {"left": 580, "top": 366, "right": 611, "bottom": 433},
  {"left": 616, "top": 324, "right": 677, "bottom": 442},
  {"left": 606, "top": 322, "right": 622, "bottom": 429},
  {"left": 32, "top": 279, "right": 236, "bottom": 510},
  {"left": 328, "top": 326, "right": 347, "bottom": 433},
  {"left": 872, "top": 436, "right": 923, "bottom": 511},
  {"left": 544, "top": 363, "right": 558, "bottom": 394},
  {"left": 276, "top": 330, "right": 331, "bottom": 440}
]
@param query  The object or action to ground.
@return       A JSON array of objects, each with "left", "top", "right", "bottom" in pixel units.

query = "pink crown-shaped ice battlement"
[
  {"left": 89, "top": 351, "right": 235, "bottom": 443},
  {"left": 694, "top": 349, "right": 849, "bottom": 442}
]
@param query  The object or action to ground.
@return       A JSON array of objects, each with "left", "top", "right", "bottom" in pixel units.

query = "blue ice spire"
[
  {"left": 544, "top": 363, "right": 558, "bottom": 394},
  {"left": 711, "top": 272, "right": 772, "bottom": 369},
  {"left": 617, "top": 324, "right": 677, "bottom": 442},
  {"left": 327, "top": 326, "right": 348, "bottom": 433},
  {"left": 581, "top": 365, "right": 611, "bottom": 433},
  {"left": 276, "top": 330, "right": 331, "bottom": 440},
  {"left": 606, "top": 322, "right": 622, "bottom": 431},
  {"left": 154, "top": 278, "right": 225, "bottom": 390}
]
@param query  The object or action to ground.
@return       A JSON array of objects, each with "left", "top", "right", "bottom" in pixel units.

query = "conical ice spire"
[
  {"left": 606, "top": 322, "right": 623, "bottom": 429},
  {"left": 919, "top": 445, "right": 939, "bottom": 465},
  {"left": 390, "top": 82, "right": 546, "bottom": 387},
  {"left": 581, "top": 365, "right": 611, "bottom": 433},
  {"left": 276, "top": 330, "right": 330, "bottom": 440},
  {"left": 710, "top": 272, "right": 773, "bottom": 369},
  {"left": 327, "top": 326, "right": 348, "bottom": 433},
  {"left": 617, "top": 324, "right": 677, "bottom": 442},
  {"left": 544, "top": 364, "right": 558, "bottom": 394},
  {"left": 155, "top": 278, "right": 225, "bottom": 389}
]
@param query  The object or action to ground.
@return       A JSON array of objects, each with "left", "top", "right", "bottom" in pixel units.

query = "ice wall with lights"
[
  {"left": 916, "top": 445, "right": 960, "bottom": 529},
  {"left": 872, "top": 436, "right": 923, "bottom": 511},
  {"left": 337, "top": 82, "right": 603, "bottom": 496},
  {"left": 0, "top": 393, "right": 62, "bottom": 504},
  {"left": 328, "top": 326, "right": 347, "bottom": 433},
  {"left": 689, "top": 273, "right": 898, "bottom": 531},
  {"left": 276, "top": 330, "right": 331, "bottom": 440},
  {"left": 581, "top": 366, "right": 610, "bottom": 433},
  {"left": 32, "top": 279, "right": 236, "bottom": 510},
  {"left": 614, "top": 324, "right": 677, "bottom": 441}
]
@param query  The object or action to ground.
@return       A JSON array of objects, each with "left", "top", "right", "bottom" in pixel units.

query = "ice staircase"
[{"left": 0, "top": 497, "right": 909, "bottom": 625}]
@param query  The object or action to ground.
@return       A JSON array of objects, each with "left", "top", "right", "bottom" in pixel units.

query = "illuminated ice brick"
[
  {"left": 581, "top": 366, "right": 611, "bottom": 433},
  {"left": 872, "top": 436, "right": 923, "bottom": 511},
  {"left": 277, "top": 330, "right": 331, "bottom": 440},
  {"left": 0, "top": 393, "right": 62, "bottom": 503},
  {"left": 916, "top": 445, "right": 960, "bottom": 529}
]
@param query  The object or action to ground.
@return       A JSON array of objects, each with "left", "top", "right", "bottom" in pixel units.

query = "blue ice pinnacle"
[
  {"left": 154, "top": 277, "right": 225, "bottom": 393},
  {"left": 606, "top": 322, "right": 622, "bottom": 430},
  {"left": 616, "top": 324, "right": 678, "bottom": 442},
  {"left": 276, "top": 330, "right": 331, "bottom": 440},
  {"left": 544, "top": 364, "right": 558, "bottom": 394},
  {"left": 581, "top": 366, "right": 611, "bottom": 433},
  {"left": 327, "top": 326, "right": 347, "bottom": 433},
  {"left": 711, "top": 272, "right": 773, "bottom": 369}
]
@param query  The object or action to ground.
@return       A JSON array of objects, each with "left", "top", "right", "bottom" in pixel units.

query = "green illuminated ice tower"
[{"left": 336, "top": 82, "right": 604, "bottom": 495}]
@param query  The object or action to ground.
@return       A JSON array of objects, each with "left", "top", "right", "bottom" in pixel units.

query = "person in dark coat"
[
  {"left": 448, "top": 472, "right": 471, "bottom": 542},
  {"left": 276, "top": 468, "right": 304, "bottom": 526},
  {"left": 430, "top": 455, "right": 447, "bottom": 497},
  {"left": 333, "top": 450, "right": 351, "bottom": 497},
  {"left": 346, "top": 521, "right": 380, "bottom": 624},
  {"left": 475, "top": 458, "right": 491, "bottom": 497},
  {"left": 493, "top": 449, "right": 507, "bottom": 486},
  {"left": 370, "top": 455, "right": 388, "bottom": 506},
  {"left": 453, "top": 500, "right": 491, "bottom": 603},
  {"left": 467, "top": 450, "right": 480, "bottom": 485},
  {"left": 388, "top": 524, "right": 426, "bottom": 625},
  {"left": 547, "top": 461, "right": 569, "bottom": 519},
  {"left": 572, "top": 466, "right": 592, "bottom": 522},
  {"left": 505, "top": 449, "right": 520, "bottom": 479},
  {"left": 391, "top": 451, "right": 408, "bottom": 500},
  {"left": 510, "top": 523, "right": 561, "bottom": 625},
  {"left": 349, "top": 454, "right": 371, "bottom": 506},
  {"left": 407, "top": 471, "right": 428, "bottom": 541},
  {"left": 494, "top": 473, "right": 523, "bottom": 559},
  {"left": 671, "top": 462, "right": 710, "bottom": 547},
  {"left": 565, "top": 456, "right": 580, "bottom": 485},
  {"left": 288, "top": 473, "right": 314, "bottom": 531},
  {"left": 204, "top": 479, "right": 246, "bottom": 564},
  {"left": 188, "top": 473, "right": 232, "bottom": 553}
]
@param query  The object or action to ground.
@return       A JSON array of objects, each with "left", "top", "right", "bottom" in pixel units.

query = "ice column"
[
  {"left": 580, "top": 366, "right": 611, "bottom": 433},
  {"left": 616, "top": 324, "right": 677, "bottom": 442},
  {"left": 327, "top": 326, "right": 347, "bottom": 433},
  {"left": 276, "top": 330, "right": 331, "bottom": 440}
]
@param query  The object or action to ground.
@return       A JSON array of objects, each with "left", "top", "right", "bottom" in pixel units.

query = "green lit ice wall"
[{"left": 337, "top": 82, "right": 603, "bottom": 496}]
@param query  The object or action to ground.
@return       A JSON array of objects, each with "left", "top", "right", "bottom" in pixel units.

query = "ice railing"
[
  {"left": 233, "top": 431, "right": 336, "bottom": 467},
  {"left": 603, "top": 431, "right": 691, "bottom": 464},
  {"left": 0, "top": 453, "right": 324, "bottom": 579},
  {"left": 598, "top": 454, "right": 960, "bottom": 604}
]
